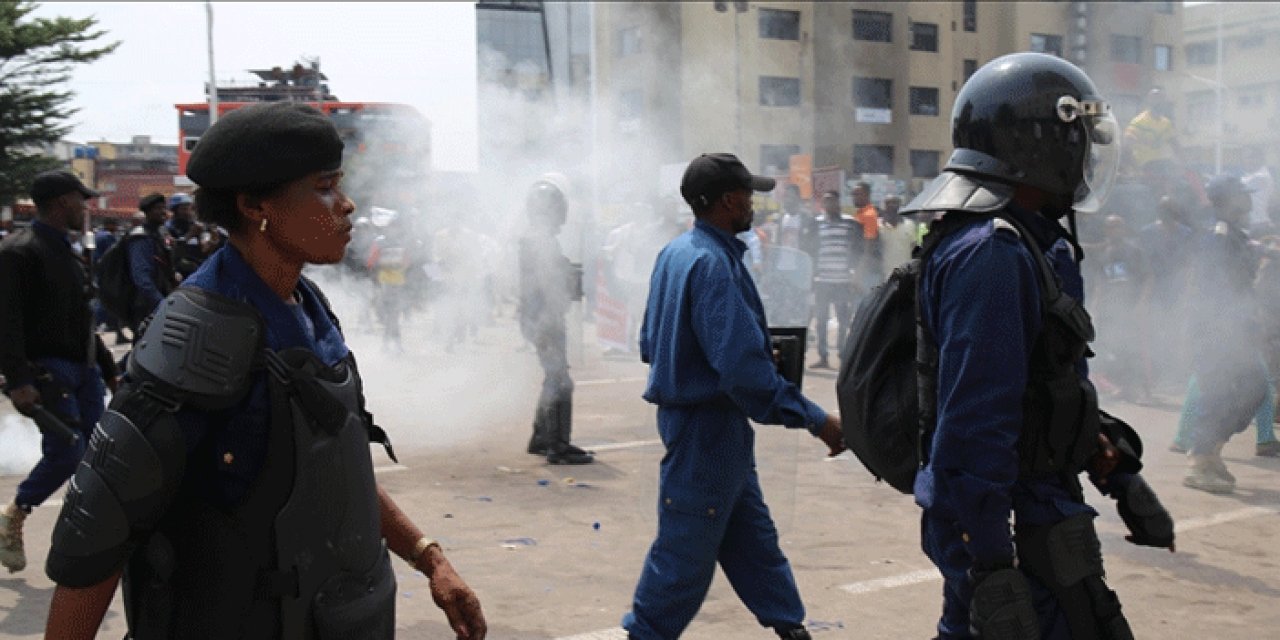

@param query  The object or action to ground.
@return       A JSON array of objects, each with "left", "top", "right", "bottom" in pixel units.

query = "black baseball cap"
[
  {"left": 30, "top": 170, "right": 98, "bottom": 205},
  {"left": 680, "top": 153, "right": 776, "bottom": 209},
  {"left": 139, "top": 193, "right": 167, "bottom": 211}
]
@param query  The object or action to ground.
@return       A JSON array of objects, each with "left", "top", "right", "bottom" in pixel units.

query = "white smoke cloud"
[{"left": 0, "top": 414, "right": 42, "bottom": 477}]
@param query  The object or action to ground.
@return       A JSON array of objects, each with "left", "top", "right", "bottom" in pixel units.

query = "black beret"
[{"left": 186, "top": 102, "right": 344, "bottom": 190}]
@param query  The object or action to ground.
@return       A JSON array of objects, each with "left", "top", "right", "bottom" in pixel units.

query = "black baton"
[{"left": 31, "top": 404, "right": 81, "bottom": 446}]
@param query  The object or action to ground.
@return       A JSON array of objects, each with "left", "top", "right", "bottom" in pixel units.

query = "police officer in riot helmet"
[
  {"left": 519, "top": 175, "right": 593, "bottom": 464},
  {"left": 901, "top": 52, "right": 1173, "bottom": 640}
]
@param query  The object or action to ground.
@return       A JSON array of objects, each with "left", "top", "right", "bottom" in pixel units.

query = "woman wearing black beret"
[{"left": 43, "top": 102, "right": 486, "bottom": 640}]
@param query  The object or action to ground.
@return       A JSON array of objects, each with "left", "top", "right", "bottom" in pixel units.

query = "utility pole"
[
  {"left": 207, "top": 1, "right": 219, "bottom": 125},
  {"left": 1215, "top": 1, "right": 1223, "bottom": 174}
]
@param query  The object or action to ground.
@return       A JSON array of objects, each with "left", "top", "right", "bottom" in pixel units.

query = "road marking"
[
  {"left": 554, "top": 628, "right": 628, "bottom": 640},
  {"left": 840, "top": 568, "right": 941, "bottom": 595},
  {"left": 1176, "top": 505, "right": 1278, "bottom": 532},
  {"left": 589, "top": 439, "right": 663, "bottom": 452},
  {"left": 836, "top": 506, "right": 1280, "bottom": 597},
  {"left": 374, "top": 465, "right": 408, "bottom": 474},
  {"left": 577, "top": 376, "right": 648, "bottom": 387}
]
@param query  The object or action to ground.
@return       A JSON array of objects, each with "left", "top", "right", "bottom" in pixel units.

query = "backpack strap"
[{"left": 990, "top": 213, "right": 1095, "bottom": 343}]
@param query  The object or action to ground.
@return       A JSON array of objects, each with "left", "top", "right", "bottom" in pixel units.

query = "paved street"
[{"left": 1, "top": 308, "right": 1278, "bottom": 639}]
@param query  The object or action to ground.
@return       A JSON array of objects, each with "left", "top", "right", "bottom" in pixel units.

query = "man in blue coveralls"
[
  {"left": 902, "top": 53, "right": 1174, "bottom": 639},
  {"left": 622, "top": 153, "right": 845, "bottom": 640}
]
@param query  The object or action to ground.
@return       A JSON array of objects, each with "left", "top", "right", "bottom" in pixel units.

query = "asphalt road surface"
[{"left": 0, "top": 315, "right": 1276, "bottom": 639}]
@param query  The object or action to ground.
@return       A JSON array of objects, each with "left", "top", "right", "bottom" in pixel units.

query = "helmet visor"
[{"left": 1070, "top": 101, "right": 1120, "bottom": 213}]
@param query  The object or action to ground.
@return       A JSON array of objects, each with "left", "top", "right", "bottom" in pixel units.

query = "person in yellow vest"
[
  {"left": 1123, "top": 88, "right": 1180, "bottom": 180},
  {"left": 366, "top": 207, "right": 416, "bottom": 354}
]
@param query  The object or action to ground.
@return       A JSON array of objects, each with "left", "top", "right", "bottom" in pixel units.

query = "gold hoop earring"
[{"left": 259, "top": 218, "right": 268, "bottom": 233}]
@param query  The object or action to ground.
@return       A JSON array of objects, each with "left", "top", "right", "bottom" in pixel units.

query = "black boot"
[
  {"left": 776, "top": 626, "right": 811, "bottom": 640},
  {"left": 527, "top": 402, "right": 554, "bottom": 455},
  {"left": 527, "top": 433, "right": 549, "bottom": 456},
  {"left": 546, "top": 399, "right": 593, "bottom": 465}
]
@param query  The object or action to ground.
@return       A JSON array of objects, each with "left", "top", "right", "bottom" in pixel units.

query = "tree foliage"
[{"left": 0, "top": 1, "right": 117, "bottom": 206}]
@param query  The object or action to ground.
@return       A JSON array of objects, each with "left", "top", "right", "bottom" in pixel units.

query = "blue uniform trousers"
[
  {"left": 15, "top": 357, "right": 105, "bottom": 509},
  {"left": 623, "top": 404, "right": 804, "bottom": 639}
]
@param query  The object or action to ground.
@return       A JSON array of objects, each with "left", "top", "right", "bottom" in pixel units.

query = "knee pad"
[{"left": 1017, "top": 514, "right": 1132, "bottom": 640}]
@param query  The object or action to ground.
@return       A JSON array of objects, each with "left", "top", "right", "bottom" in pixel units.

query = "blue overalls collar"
[
  {"left": 183, "top": 244, "right": 346, "bottom": 356},
  {"left": 1002, "top": 203, "right": 1070, "bottom": 254},
  {"left": 31, "top": 219, "right": 71, "bottom": 248},
  {"left": 694, "top": 219, "right": 748, "bottom": 259}
]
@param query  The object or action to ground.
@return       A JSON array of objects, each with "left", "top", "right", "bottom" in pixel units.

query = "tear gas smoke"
[
  {"left": 298, "top": 39, "right": 690, "bottom": 458},
  {"left": 0, "top": 414, "right": 43, "bottom": 476}
]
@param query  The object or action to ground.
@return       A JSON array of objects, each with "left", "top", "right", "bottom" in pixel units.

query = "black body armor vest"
[
  {"left": 917, "top": 211, "right": 1099, "bottom": 481},
  {"left": 124, "top": 349, "right": 395, "bottom": 640}
]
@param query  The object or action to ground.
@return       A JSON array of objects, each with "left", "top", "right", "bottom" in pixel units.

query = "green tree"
[{"left": 0, "top": 1, "right": 117, "bottom": 206}]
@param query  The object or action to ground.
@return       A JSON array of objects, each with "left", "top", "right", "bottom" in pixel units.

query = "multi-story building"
[
  {"left": 475, "top": 1, "right": 592, "bottom": 178},
  {"left": 1179, "top": 2, "right": 1280, "bottom": 175},
  {"left": 87, "top": 136, "right": 181, "bottom": 210},
  {"left": 591, "top": 1, "right": 1182, "bottom": 198}
]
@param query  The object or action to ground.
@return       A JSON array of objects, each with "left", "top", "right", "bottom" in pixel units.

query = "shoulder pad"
[
  {"left": 901, "top": 171, "right": 1014, "bottom": 217},
  {"left": 128, "top": 287, "right": 265, "bottom": 410},
  {"left": 990, "top": 218, "right": 1022, "bottom": 239}
]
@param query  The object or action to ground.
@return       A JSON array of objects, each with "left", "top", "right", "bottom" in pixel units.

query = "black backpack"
[
  {"left": 95, "top": 233, "right": 146, "bottom": 323},
  {"left": 836, "top": 212, "right": 1064, "bottom": 494}
]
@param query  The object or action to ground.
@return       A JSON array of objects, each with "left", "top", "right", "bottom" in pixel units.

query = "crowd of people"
[{"left": 0, "top": 50, "right": 1275, "bottom": 640}]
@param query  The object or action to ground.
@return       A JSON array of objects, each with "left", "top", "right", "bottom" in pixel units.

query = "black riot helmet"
[
  {"left": 526, "top": 175, "right": 569, "bottom": 229},
  {"left": 946, "top": 52, "right": 1120, "bottom": 214}
]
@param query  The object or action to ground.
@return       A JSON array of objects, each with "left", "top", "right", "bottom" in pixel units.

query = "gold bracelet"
[{"left": 409, "top": 537, "right": 440, "bottom": 570}]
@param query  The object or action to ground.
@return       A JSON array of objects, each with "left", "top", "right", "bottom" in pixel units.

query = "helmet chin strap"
[{"left": 1040, "top": 193, "right": 1086, "bottom": 263}]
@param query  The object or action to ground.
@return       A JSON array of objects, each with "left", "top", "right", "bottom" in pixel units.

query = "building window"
[
  {"left": 759, "top": 76, "right": 801, "bottom": 107},
  {"left": 759, "top": 8, "right": 800, "bottom": 41},
  {"left": 616, "top": 27, "right": 641, "bottom": 58},
  {"left": 1239, "top": 87, "right": 1267, "bottom": 109},
  {"left": 909, "top": 87, "right": 940, "bottom": 116},
  {"left": 963, "top": 59, "right": 978, "bottom": 82},
  {"left": 910, "top": 22, "right": 938, "bottom": 52},
  {"left": 1154, "top": 45, "right": 1171, "bottom": 71},
  {"left": 853, "top": 10, "right": 892, "bottom": 43},
  {"left": 853, "top": 145, "right": 894, "bottom": 175},
  {"left": 963, "top": 0, "right": 977, "bottom": 32},
  {"left": 853, "top": 77, "right": 892, "bottom": 109},
  {"left": 1029, "top": 33, "right": 1063, "bottom": 57},
  {"left": 910, "top": 150, "right": 941, "bottom": 178},
  {"left": 761, "top": 144, "right": 802, "bottom": 173},
  {"left": 1111, "top": 35, "right": 1142, "bottom": 64},
  {"left": 1239, "top": 34, "right": 1266, "bottom": 50},
  {"left": 1186, "top": 42, "right": 1216, "bottom": 66}
]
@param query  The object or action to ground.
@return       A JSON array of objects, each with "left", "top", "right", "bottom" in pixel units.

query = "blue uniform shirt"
[
  {"left": 127, "top": 225, "right": 168, "bottom": 312},
  {"left": 915, "top": 206, "right": 1095, "bottom": 564},
  {"left": 640, "top": 220, "right": 826, "bottom": 432},
  {"left": 172, "top": 244, "right": 349, "bottom": 507}
]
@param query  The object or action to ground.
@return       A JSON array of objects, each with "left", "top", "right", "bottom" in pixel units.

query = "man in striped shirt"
[{"left": 810, "top": 190, "right": 860, "bottom": 369}]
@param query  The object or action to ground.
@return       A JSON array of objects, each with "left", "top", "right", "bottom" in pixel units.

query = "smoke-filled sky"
[{"left": 28, "top": 1, "right": 479, "bottom": 171}]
